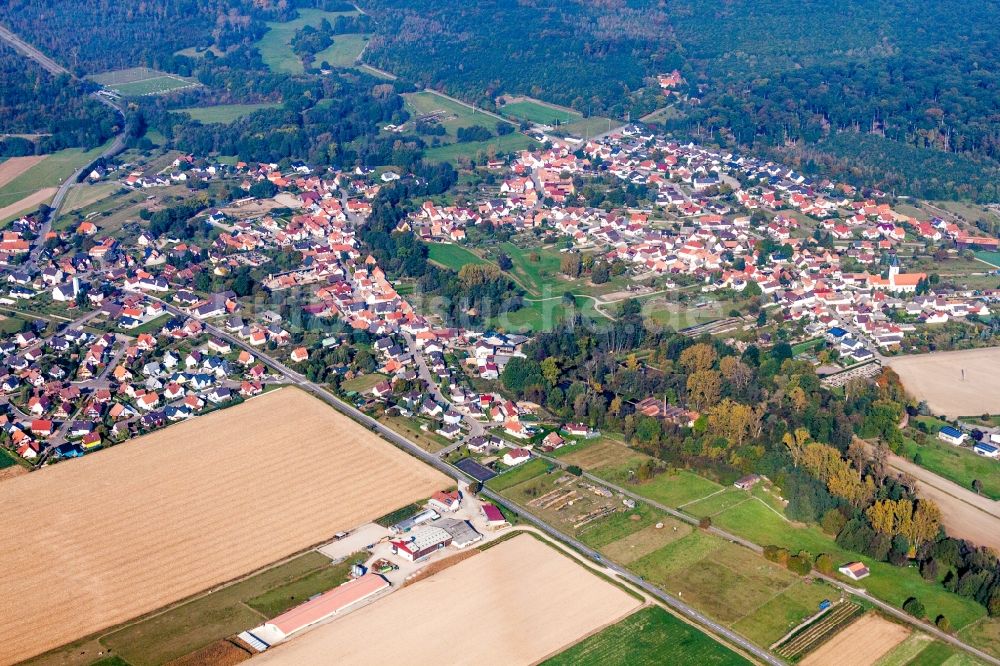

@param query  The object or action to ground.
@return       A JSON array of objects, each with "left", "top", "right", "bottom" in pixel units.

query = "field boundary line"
[{"left": 678, "top": 486, "right": 727, "bottom": 508}]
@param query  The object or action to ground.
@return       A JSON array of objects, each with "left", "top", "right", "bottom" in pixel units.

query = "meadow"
[
  {"left": 501, "top": 99, "right": 580, "bottom": 125},
  {"left": 426, "top": 242, "right": 487, "bottom": 270},
  {"left": 899, "top": 434, "right": 1000, "bottom": 499},
  {"left": 256, "top": 9, "right": 366, "bottom": 74}
]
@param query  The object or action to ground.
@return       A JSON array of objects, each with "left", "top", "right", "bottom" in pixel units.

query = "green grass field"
[
  {"left": 630, "top": 530, "right": 801, "bottom": 625},
  {"left": 257, "top": 8, "right": 362, "bottom": 74},
  {"left": 62, "top": 182, "right": 121, "bottom": 214},
  {"left": 731, "top": 579, "right": 833, "bottom": 647},
  {"left": 315, "top": 33, "right": 370, "bottom": 67},
  {"left": 486, "top": 457, "right": 550, "bottom": 491},
  {"left": 543, "top": 606, "right": 750, "bottom": 666},
  {"left": 0, "top": 143, "right": 109, "bottom": 210},
  {"left": 100, "top": 551, "right": 352, "bottom": 666},
  {"left": 501, "top": 99, "right": 580, "bottom": 125},
  {"left": 340, "top": 373, "right": 387, "bottom": 394},
  {"left": 593, "top": 466, "right": 722, "bottom": 508},
  {"left": 111, "top": 76, "right": 197, "bottom": 96},
  {"left": 900, "top": 434, "right": 1000, "bottom": 499},
  {"left": 489, "top": 295, "right": 602, "bottom": 333},
  {"left": 245, "top": 551, "right": 367, "bottom": 617},
  {"left": 423, "top": 133, "right": 537, "bottom": 164},
  {"left": 0, "top": 447, "right": 20, "bottom": 469},
  {"left": 427, "top": 243, "right": 488, "bottom": 270},
  {"left": 554, "top": 115, "right": 619, "bottom": 139},
  {"left": 973, "top": 251, "right": 1000, "bottom": 268},
  {"left": 179, "top": 103, "right": 281, "bottom": 124},
  {"left": 710, "top": 496, "right": 986, "bottom": 630},
  {"left": 577, "top": 502, "right": 666, "bottom": 550}
]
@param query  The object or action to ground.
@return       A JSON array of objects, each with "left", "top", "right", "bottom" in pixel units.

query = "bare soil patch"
[
  {"left": 0, "top": 187, "right": 57, "bottom": 221},
  {"left": 888, "top": 348, "right": 1000, "bottom": 418},
  {"left": 0, "top": 388, "right": 447, "bottom": 664},
  {"left": 167, "top": 640, "right": 251, "bottom": 666},
  {"left": 0, "top": 156, "right": 45, "bottom": 188},
  {"left": 801, "top": 614, "right": 910, "bottom": 666},
  {"left": 255, "top": 534, "right": 641, "bottom": 665},
  {"left": 0, "top": 465, "right": 28, "bottom": 482},
  {"left": 560, "top": 439, "right": 648, "bottom": 470}
]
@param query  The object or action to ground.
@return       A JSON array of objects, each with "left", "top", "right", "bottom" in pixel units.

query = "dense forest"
[
  {"left": 0, "top": 45, "right": 118, "bottom": 156},
  {"left": 0, "top": 0, "right": 292, "bottom": 73},
  {"left": 359, "top": 0, "right": 667, "bottom": 118},
  {"left": 359, "top": 0, "right": 1000, "bottom": 201}
]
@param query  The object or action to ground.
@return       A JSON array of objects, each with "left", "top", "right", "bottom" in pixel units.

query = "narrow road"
[
  {"left": 149, "top": 297, "right": 781, "bottom": 665},
  {"left": 0, "top": 23, "right": 68, "bottom": 75},
  {"left": 0, "top": 23, "right": 128, "bottom": 271}
]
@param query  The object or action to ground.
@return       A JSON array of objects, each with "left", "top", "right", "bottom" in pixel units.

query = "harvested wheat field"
[
  {"left": 0, "top": 388, "right": 447, "bottom": 665},
  {"left": 256, "top": 534, "right": 642, "bottom": 665},
  {"left": 801, "top": 614, "right": 910, "bottom": 666},
  {"left": 0, "top": 156, "right": 45, "bottom": 188},
  {"left": 888, "top": 348, "right": 1000, "bottom": 418}
]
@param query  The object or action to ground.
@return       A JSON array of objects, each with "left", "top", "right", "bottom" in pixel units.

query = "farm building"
[
  {"left": 838, "top": 561, "right": 870, "bottom": 580},
  {"left": 481, "top": 503, "right": 507, "bottom": 529},
  {"left": 938, "top": 426, "right": 967, "bottom": 446},
  {"left": 391, "top": 525, "right": 453, "bottom": 562},
  {"left": 437, "top": 518, "right": 483, "bottom": 548},
  {"left": 973, "top": 442, "right": 1000, "bottom": 458},
  {"left": 247, "top": 574, "right": 390, "bottom": 647},
  {"left": 428, "top": 489, "right": 461, "bottom": 512}
]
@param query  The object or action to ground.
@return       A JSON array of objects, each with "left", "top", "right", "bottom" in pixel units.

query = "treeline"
[
  {"left": 499, "top": 318, "right": 1000, "bottom": 616},
  {"left": 0, "top": 46, "right": 118, "bottom": 155}
]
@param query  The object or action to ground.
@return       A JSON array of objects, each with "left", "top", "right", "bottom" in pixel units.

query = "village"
[{"left": 1, "top": 123, "right": 999, "bottom": 477}]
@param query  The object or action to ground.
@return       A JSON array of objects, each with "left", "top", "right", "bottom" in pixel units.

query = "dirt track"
[
  {"left": 887, "top": 452, "right": 1000, "bottom": 552},
  {"left": 0, "top": 187, "right": 57, "bottom": 221},
  {"left": 801, "top": 614, "right": 909, "bottom": 666},
  {"left": 255, "top": 534, "right": 642, "bottom": 665},
  {"left": 0, "top": 388, "right": 447, "bottom": 664},
  {"left": 0, "top": 156, "right": 45, "bottom": 188},
  {"left": 888, "top": 348, "right": 1000, "bottom": 418}
]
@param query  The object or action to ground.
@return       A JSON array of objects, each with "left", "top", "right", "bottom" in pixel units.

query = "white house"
[
  {"left": 502, "top": 448, "right": 531, "bottom": 466},
  {"left": 938, "top": 426, "right": 967, "bottom": 446}
]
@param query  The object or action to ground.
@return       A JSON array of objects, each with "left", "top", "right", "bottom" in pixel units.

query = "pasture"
[
  {"left": 423, "top": 133, "right": 537, "bottom": 164},
  {"left": 179, "top": 103, "right": 282, "bottom": 124},
  {"left": 426, "top": 242, "right": 487, "bottom": 271},
  {"left": 62, "top": 182, "right": 121, "bottom": 214},
  {"left": 257, "top": 9, "right": 364, "bottom": 74},
  {"left": 0, "top": 388, "right": 446, "bottom": 664},
  {"left": 253, "top": 535, "right": 641, "bottom": 664},
  {"left": 888, "top": 347, "right": 1000, "bottom": 418},
  {"left": 501, "top": 98, "right": 581, "bottom": 125},
  {"left": 315, "top": 34, "right": 370, "bottom": 67},
  {"left": 543, "top": 606, "right": 750, "bottom": 665},
  {"left": 709, "top": 489, "right": 986, "bottom": 630}
]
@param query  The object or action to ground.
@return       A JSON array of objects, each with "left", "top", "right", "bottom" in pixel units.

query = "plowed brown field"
[
  {"left": 0, "top": 388, "right": 447, "bottom": 664},
  {"left": 255, "top": 534, "right": 642, "bottom": 665}
]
